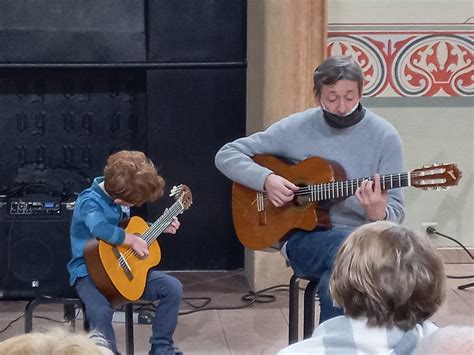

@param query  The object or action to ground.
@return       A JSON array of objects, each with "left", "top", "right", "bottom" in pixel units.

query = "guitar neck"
[
  {"left": 141, "top": 200, "right": 183, "bottom": 245},
  {"left": 304, "top": 172, "right": 411, "bottom": 202}
]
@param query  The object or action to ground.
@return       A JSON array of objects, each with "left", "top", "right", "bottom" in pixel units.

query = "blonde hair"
[
  {"left": 0, "top": 327, "right": 113, "bottom": 355},
  {"left": 330, "top": 221, "right": 446, "bottom": 331},
  {"left": 104, "top": 150, "right": 165, "bottom": 205}
]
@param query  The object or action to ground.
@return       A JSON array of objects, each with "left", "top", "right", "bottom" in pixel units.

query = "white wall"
[
  {"left": 329, "top": 0, "right": 472, "bottom": 23},
  {"left": 328, "top": 0, "right": 473, "bottom": 249},
  {"left": 369, "top": 104, "right": 473, "bottom": 249},
  {"left": 244, "top": 1, "right": 472, "bottom": 290}
]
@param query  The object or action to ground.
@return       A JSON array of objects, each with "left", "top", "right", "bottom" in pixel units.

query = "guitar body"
[
  {"left": 232, "top": 155, "right": 345, "bottom": 250},
  {"left": 84, "top": 216, "right": 162, "bottom": 305},
  {"left": 232, "top": 156, "right": 461, "bottom": 250}
]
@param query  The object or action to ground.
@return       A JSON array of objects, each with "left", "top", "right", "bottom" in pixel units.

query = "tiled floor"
[{"left": 0, "top": 264, "right": 473, "bottom": 355}]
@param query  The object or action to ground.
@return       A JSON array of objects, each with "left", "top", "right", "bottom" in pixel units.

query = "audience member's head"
[
  {"left": 330, "top": 221, "right": 446, "bottom": 331},
  {"left": 0, "top": 327, "right": 113, "bottom": 355},
  {"left": 413, "top": 325, "right": 474, "bottom": 355}
]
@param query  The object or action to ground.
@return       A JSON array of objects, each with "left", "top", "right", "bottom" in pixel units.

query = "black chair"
[
  {"left": 288, "top": 274, "right": 320, "bottom": 344},
  {"left": 24, "top": 298, "right": 135, "bottom": 355}
]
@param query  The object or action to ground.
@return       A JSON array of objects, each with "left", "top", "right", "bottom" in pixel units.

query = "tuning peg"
[{"left": 170, "top": 185, "right": 182, "bottom": 197}]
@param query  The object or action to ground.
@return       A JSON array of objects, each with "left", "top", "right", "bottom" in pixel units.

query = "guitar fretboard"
[
  {"left": 297, "top": 172, "right": 411, "bottom": 202},
  {"left": 141, "top": 200, "right": 184, "bottom": 245}
]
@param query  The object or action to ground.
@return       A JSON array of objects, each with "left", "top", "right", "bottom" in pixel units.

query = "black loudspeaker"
[{"left": 0, "top": 198, "right": 76, "bottom": 300}]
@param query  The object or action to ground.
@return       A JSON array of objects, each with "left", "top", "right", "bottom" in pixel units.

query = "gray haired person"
[{"left": 215, "top": 55, "right": 405, "bottom": 324}]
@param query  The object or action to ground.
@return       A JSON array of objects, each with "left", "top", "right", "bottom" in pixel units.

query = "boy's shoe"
[{"left": 149, "top": 344, "right": 183, "bottom": 355}]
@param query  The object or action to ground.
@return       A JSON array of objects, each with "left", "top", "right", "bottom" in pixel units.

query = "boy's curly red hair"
[{"left": 104, "top": 150, "right": 165, "bottom": 205}]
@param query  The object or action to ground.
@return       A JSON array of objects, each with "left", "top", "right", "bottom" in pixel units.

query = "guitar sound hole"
[{"left": 294, "top": 184, "right": 310, "bottom": 207}]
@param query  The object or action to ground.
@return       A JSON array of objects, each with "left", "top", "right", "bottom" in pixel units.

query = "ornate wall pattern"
[{"left": 328, "top": 24, "right": 473, "bottom": 97}]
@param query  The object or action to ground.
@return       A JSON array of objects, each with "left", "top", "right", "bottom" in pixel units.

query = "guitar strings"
[
  {"left": 142, "top": 202, "right": 182, "bottom": 243},
  {"left": 121, "top": 201, "right": 183, "bottom": 260},
  {"left": 259, "top": 173, "right": 411, "bottom": 201},
  {"left": 296, "top": 173, "right": 411, "bottom": 194},
  {"left": 122, "top": 202, "right": 182, "bottom": 259}
]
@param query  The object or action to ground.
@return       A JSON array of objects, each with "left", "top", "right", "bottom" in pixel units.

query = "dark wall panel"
[
  {"left": 0, "top": 69, "right": 147, "bottom": 196},
  {"left": 146, "top": 68, "right": 246, "bottom": 270},
  {"left": 147, "top": 0, "right": 246, "bottom": 62},
  {"left": 0, "top": 0, "right": 146, "bottom": 62},
  {"left": 0, "top": 1, "right": 247, "bottom": 277}
]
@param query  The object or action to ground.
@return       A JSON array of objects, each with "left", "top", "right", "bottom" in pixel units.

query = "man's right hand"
[
  {"left": 123, "top": 232, "right": 149, "bottom": 258},
  {"left": 264, "top": 174, "right": 299, "bottom": 207}
]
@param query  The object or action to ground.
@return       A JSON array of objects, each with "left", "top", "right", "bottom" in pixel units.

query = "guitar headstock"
[
  {"left": 411, "top": 163, "right": 462, "bottom": 190},
  {"left": 170, "top": 184, "right": 193, "bottom": 210}
]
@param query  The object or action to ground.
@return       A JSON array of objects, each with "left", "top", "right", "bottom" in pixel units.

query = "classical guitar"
[
  {"left": 232, "top": 155, "right": 461, "bottom": 250},
  {"left": 84, "top": 184, "right": 192, "bottom": 305}
]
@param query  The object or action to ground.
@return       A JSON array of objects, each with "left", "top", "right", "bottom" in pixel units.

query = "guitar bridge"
[
  {"left": 112, "top": 247, "right": 134, "bottom": 281},
  {"left": 257, "top": 192, "right": 266, "bottom": 225}
]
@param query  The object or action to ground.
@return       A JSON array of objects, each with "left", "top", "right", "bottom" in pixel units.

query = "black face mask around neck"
[{"left": 322, "top": 102, "right": 365, "bottom": 129}]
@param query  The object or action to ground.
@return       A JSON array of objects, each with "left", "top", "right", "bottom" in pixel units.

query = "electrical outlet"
[{"left": 422, "top": 222, "right": 437, "bottom": 235}]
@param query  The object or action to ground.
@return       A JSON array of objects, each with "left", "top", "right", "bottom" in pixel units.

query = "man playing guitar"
[{"left": 215, "top": 55, "right": 405, "bottom": 324}]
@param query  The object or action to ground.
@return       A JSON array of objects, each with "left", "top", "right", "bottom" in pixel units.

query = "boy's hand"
[
  {"left": 123, "top": 232, "right": 149, "bottom": 258},
  {"left": 164, "top": 216, "right": 180, "bottom": 234}
]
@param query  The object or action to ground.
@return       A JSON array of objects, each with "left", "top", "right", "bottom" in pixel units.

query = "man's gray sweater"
[{"left": 215, "top": 107, "right": 405, "bottom": 229}]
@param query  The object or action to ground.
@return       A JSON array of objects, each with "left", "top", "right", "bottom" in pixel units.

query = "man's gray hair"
[{"left": 313, "top": 55, "right": 364, "bottom": 96}]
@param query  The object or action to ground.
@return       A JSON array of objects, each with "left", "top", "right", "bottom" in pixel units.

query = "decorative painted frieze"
[{"left": 328, "top": 24, "right": 473, "bottom": 97}]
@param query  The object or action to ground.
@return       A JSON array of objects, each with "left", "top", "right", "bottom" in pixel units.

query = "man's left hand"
[{"left": 355, "top": 174, "right": 388, "bottom": 221}]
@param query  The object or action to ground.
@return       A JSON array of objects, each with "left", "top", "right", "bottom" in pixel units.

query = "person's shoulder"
[
  {"left": 75, "top": 187, "right": 108, "bottom": 211},
  {"left": 363, "top": 108, "right": 400, "bottom": 136},
  {"left": 364, "top": 108, "right": 394, "bottom": 126},
  {"left": 77, "top": 187, "right": 99, "bottom": 202},
  {"left": 287, "top": 107, "right": 321, "bottom": 120},
  {"left": 277, "top": 316, "right": 351, "bottom": 355},
  {"left": 277, "top": 108, "right": 322, "bottom": 128},
  {"left": 316, "top": 315, "right": 355, "bottom": 333}
]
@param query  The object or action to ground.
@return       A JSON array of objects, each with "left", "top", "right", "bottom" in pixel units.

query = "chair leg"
[
  {"left": 24, "top": 298, "right": 83, "bottom": 333},
  {"left": 81, "top": 303, "right": 90, "bottom": 331},
  {"left": 288, "top": 274, "right": 300, "bottom": 344},
  {"left": 303, "top": 280, "right": 318, "bottom": 339},
  {"left": 125, "top": 303, "right": 134, "bottom": 355},
  {"left": 24, "top": 299, "right": 41, "bottom": 333},
  {"left": 64, "top": 303, "right": 76, "bottom": 330}
]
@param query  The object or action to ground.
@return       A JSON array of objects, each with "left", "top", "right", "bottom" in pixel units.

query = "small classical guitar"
[
  {"left": 232, "top": 155, "right": 461, "bottom": 250},
  {"left": 84, "top": 184, "right": 192, "bottom": 305}
]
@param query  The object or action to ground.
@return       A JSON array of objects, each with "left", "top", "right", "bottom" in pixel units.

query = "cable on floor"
[
  {"left": 0, "top": 314, "right": 23, "bottom": 334},
  {"left": 427, "top": 227, "right": 474, "bottom": 280},
  {"left": 129, "top": 283, "right": 290, "bottom": 318}
]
